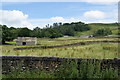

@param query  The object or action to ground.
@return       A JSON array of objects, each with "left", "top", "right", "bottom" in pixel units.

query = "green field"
[
  {"left": 76, "top": 23, "right": 119, "bottom": 36},
  {"left": 2, "top": 37, "right": 119, "bottom": 59}
]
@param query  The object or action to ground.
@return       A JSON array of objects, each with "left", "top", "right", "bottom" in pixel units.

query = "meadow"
[
  {"left": 76, "top": 23, "right": 119, "bottom": 36},
  {"left": 1, "top": 37, "right": 119, "bottom": 59}
]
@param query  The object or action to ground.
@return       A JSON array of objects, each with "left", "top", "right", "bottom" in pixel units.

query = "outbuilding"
[{"left": 16, "top": 37, "right": 37, "bottom": 45}]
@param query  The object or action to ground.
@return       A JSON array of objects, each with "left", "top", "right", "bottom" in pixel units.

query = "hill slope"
[{"left": 76, "top": 23, "right": 119, "bottom": 36}]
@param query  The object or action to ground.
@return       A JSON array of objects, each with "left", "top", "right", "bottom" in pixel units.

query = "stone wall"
[
  {"left": 2, "top": 56, "right": 120, "bottom": 74},
  {"left": 14, "top": 40, "right": 120, "bottom": 50}
]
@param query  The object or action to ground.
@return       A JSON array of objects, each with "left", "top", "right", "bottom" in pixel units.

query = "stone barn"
[{"left": 16, "top": 37, "right": 37, "bottom": 45}]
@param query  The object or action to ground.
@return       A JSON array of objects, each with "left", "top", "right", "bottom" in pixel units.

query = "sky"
[{"left": 0, "top": 0, "right": 119, "bottom": 29}]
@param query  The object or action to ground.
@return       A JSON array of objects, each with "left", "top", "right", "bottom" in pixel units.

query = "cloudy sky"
[{"left": 0, "top": 0, "right": 119, "bottom": 29}]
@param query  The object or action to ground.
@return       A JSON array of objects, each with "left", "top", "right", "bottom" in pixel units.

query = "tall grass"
[
  {"left": 2, "top": 42, "right": 118, "bottom": 59},
  {"left": 2, "top": 37, "right": 119, "bottom": 58}
]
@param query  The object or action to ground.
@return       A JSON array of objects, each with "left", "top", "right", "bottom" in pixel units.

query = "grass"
[
  {"left": 1, "top": 37, "right": 119, "bottom": 59},
  {"left": 76, "top": 23, "right": 119, "bottom": 36},
  {"left": 2, "top": 60, "right": 119, "bottom": 79}
]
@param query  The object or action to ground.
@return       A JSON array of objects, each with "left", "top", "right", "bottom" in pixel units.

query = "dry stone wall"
[{"left": 2, "top": 56, "right": 120, "bottom": 75}]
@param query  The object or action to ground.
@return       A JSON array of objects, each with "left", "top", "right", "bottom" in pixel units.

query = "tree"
[
  {"left": 17, "top": 27, "right": 31, "bottom": 37},
  {"left": 93, "top": 28, "right": 112, "bottom": 37},
  {"left": 1, "top": 25, "right": 11, "bottom": 44},
  {"left": 49, "top": 28, "right": 63, "bottom": 38},
  {"left": 9, "top": 27, "right": 18, "bottom": 40},
  {"left": 31, "top": 27, "right": 42, "bottom": 37},
  {"left": 73, "top": 22, "right": 90, "bottom": 32},
  {"left": 0, "top": 21, "right": 91, "bottom": 44},
  {"left": 65, "top": 27, "right": 75, "bottom": 36},
  {"left": 0, "top": 25, "right": 2, "bottom": 44}
]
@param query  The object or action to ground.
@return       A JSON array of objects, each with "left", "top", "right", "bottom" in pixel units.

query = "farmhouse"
[{"left": 16, "top": 37, "right": 37, "bottom": 45}]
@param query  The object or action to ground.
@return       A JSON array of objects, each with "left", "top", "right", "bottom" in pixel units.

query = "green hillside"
[{"left": 76, "top": 23, "right": 119, "bottom": 37}]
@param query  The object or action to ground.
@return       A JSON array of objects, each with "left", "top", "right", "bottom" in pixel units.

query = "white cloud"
[
  {"left": 50, "top": 17, "right": 80, "bottom": 23},
  {"left": 82, "top": 10, "right": 117, "bottom": 23},
  {"left": 29, "top": 17, "right": 80, "bottom": 28},
  {"left": 0, "top": 10, "right": 117, "bottom": 29},
  {"left": 83, "top": 10, "right": 106, "bottom": 20},
  {"left": 0, "top": 10, "right": 80, "bottom": 29},
  {"left": 50, "top": 17, "right": 65, "bottom": 22},
  {"left": 0, "top": 10, "right": 33, "bottom": 29}
]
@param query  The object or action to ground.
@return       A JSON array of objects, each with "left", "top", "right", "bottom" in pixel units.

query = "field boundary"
[
  {"left": 14, "top": 40, "right": 120, "bottom": 50},
  {"left": 2, "top": 56, "right": 120, "bottom": 74},
  {"left": 54, "top": 37, "right": 119, "bottom": 41}
]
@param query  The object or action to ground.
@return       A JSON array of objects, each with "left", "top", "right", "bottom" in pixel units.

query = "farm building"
[{"left": 16, "top": 37, "right": 37, "bottom": 45}]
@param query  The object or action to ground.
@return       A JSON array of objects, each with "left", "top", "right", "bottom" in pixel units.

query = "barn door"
[{"left": 22, "top": 42, "right": 26, "bottom": 45}]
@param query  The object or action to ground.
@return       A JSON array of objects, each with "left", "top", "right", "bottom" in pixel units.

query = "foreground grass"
[{"left": 2, "top": 60, "right": 119, "bottom": 79}]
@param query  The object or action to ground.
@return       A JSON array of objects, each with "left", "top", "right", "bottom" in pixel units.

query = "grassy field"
[
  {"left": 76, "top": 23, "right": 119, "bottom": 36},
  {"left": 1, "top": 37, "right": 119, "bottom": 59}
]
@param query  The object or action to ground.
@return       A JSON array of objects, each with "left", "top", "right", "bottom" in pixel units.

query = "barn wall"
[
  {"left": 16, "top": 41, "right": 37, "bottom": 45},
  {"left": 16, "top": 41, "right": 22, "bottom": 45},
  {"left": 26, "top": 41, "right": 36, "bottom": 45}
]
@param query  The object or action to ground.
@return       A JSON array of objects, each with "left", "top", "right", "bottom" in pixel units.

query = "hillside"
[{"left": 76, "top": 23, "right": 119, "bottom": 37}]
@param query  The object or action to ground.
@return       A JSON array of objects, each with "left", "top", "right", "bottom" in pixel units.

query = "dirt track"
[{"left": 14, "top": 40, "right": 120, "bottom": 50}]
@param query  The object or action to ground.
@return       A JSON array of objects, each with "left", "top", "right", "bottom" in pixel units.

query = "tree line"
[{"left": 0, "top": 21, "right": 90, "bottom": 44}]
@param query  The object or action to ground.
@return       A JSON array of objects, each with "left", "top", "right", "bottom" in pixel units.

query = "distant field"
[
  {"left": 1, "top": 37, "right": 119, "bottom": 59},
  {"left": 76, "top": 23, "right": 119, "bottom": 36}
]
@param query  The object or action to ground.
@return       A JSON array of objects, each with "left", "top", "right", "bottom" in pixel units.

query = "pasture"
[
  {"left": 76, "top": 23, "right": 119, "bottom": 36},
  {"left": 1, "top": 37, "right": 119, "bottom": 59}
]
